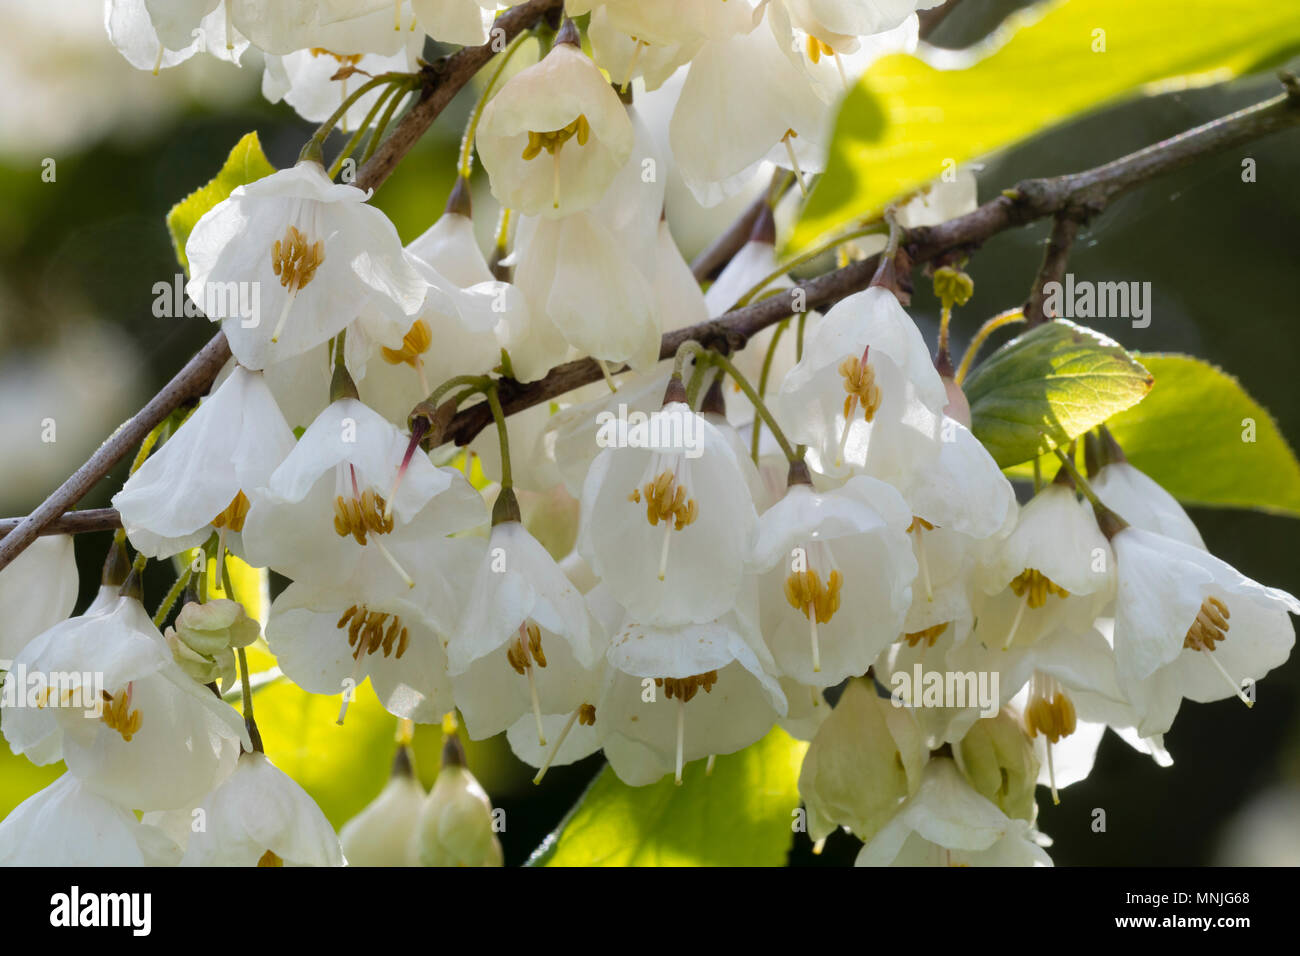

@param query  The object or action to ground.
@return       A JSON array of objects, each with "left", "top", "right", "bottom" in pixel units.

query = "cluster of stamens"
[
  {"left": 804, "top": 35, "right": 835, "bottom": 63},
  {"left": 333, "top": 490, "right": 393, "bottom": 545},
  {"left": 577, "top": 703, "right": 597, "bottom": 727},
  {"left": 1024, "top": 677, "right": 1077, "bottom": 745},
  {"left": 521, "top": 115, "right": 591, "bottom": 160},
  {"left": 337, "top": 604, "right": 409, "bottom": 661},
  {"left": 381, "top": 319, "right": 433, "bottom": 367},
  {"left": 308, "top": 48, "right": 363, "bottom": 67},
  {"left": 656, "top": 671, "right": 718, "bottom": 703},
  {"left": 271, "top": 225, "right": 325, "bottom": 293},
  {"left": 784, "top": 568, "right": 843, "bottom": 625},
  {"left": 99, "top": 688, "right": 143, "bottom": 742},
  {"left": 506, "top": 621, "right": 547, "bottom": 675},
  {"left": 258, "top": 850, "right": 284, "bottom": 867},
  {"left": 903, "top": 622, "right": 948, "bottom": 647},
  {"left": 629, "top": 471, "right": 698, "bottom": 530},
  {"left": 1009, "top": 568, "right": 1070, "bottom": 609},
  {"left": 839, "top": 355, "right": 882, "bottom": 422},
  {"left": 211, "top": 490, "right": 251, "bottom": 533},
  {"left": 1184, "top": 596, "right": 1230, "bottom": 651}
]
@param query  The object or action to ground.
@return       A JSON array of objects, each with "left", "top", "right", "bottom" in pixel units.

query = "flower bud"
[
  {"left": 955, "top": 711, "right": 1040, "bottom": 822},
  {"left": 798, "top": 677, "right": 926, "bottom": 844},
  {"left": 164, "top": 599, "right": 260, "bottom": 685},
  {"left": 340, "top": 749, "right": 425, "bottom": 867},
  {"left": 409, "top": 742, "right": 503, "bottom": 867}
]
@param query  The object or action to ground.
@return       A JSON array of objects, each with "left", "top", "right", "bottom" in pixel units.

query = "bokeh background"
[{"left": 1, "top": 0, "right": 1297, "bottom": 865}]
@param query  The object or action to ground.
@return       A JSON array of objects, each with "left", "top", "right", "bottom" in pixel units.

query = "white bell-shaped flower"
[
  {"left": 242, "top": 397, "right": 487, "bottom": 587},
  {"left": 475, "top": 22, "right": 635, "bottom": 218},
  {"left": 1110, "top": 526, "right": 1298, "bottom": 728},
  {"left": 599, "top": 580, "right": 786, "bottom": 785},
  {"left": 3, "top": 590, "right": 247, "bottom": 811},
  {"left": 0, "top": 534, "right": 78, "bottom": 661},
  {"left": 262, "top": 36, "right": 421, "bottom": 131},
  {"left": 776, "top": 286, "right": 948, "bottom": 484},
  {"left": 180, "top": 750, "right": 344, "bottom": 866},
  {"left": 578, "top": 396, "right": 757, "bottom": 625},
  {"left": 186, "top": 160, "right": 425, "bottom": 370},
  {"left": 448, "top": 516, "right": 597, "bottom": 743},
  {"left": 974, "top": 479, "right": 1114, "bottom": 651},
  {"left": 264, "top": 533, "right": 478, "bottom": 724},
  {"left": 113, "top": 365, "right": 296, "bottom": 559},
  {"left": 0, "top": 774, "right": 181, "bottom": 866},
  {"left": 750, "top": 473, "right": 916, "bottom": 685}
]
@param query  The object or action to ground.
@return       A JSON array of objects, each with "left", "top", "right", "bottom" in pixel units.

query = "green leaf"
[
  {"left": 794, "top": 0, "right": 1300, "bottom": 247},
  {"left": 528, "top": 728, "right": 807, "bottom": 867},
  {"left": 965, "top": 319, "right": 1152, "bottom": 468},
  {"left": 1012, "top": 354, "right": 1300, "bottom": 517},
  {"left": 166, "top": 131, "right": 276, "bottom": 273}
]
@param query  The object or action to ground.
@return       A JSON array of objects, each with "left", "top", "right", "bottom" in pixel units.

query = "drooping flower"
[
  {"left": 241, "top": 397, "right": 487, "bottom": 587},
  {"left": 3, "top": 587, "right": 247, "bottom": 811},
  {"left": 599, "top": 580, "right": 786, "bottom": 785},
  {"left": 578, "top": 394, "right": 757, "bottom": 625},
  {"left": 1108, "top": 526, "right": 1298, "bottom": 734},
  {"left": 180, "top": 750, "right": 344, "bottom": 866},
  {"left": 112, "top": 365, "right": 296, "bottom": 559},
  {"left": 475, "top": 20, "right": 635, "bottom": 217},
  {"left": 106, "top": 0, "right": 247, "bottom": 73},
  {"left": 0, "top": 774, "right": 181, "bottom": 866},
  {"left": 750, "top": 472, "right": 916, "bottom": 685},
  {"left": 776, "top": 286, "right": 948, "bottom": 484},
  {"left": 185, "top": 160, "right": 425, "bottom": 370}
]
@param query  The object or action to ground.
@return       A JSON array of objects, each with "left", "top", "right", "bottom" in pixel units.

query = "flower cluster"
[{"left": 1, "top": 1, "right": 1294, "bottom": 867}]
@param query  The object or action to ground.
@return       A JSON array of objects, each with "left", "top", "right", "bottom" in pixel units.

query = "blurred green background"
[{"left": 1, "top": 0, "right": 1297, "bottom": 865}]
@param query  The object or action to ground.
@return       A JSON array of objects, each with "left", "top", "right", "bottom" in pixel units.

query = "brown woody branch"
[{"left": 4, "top": 79, "right": 1300, "bottom": 559}]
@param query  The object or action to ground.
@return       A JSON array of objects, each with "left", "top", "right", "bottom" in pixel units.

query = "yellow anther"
[
  {"left": 506, "top": 621, "right": 547, "bottom": 675},
  {"left": 337, "top": 604, "right": 408, "bottom": 661},
  {"left": 1024, "top": 688, "right": 1077, "bottom": 745},
  {"left": 99, "top": 688, "right": 143, "bottom": 742},
  {"left": 839, "top": 355, "right": 882, "bottom": 423},
  {"left": 635, "top": 470, "right": 698, "bottom": 531},
  {"left": 308, "top": 48, "right": 363, "bottom": 67},
  {"left": 520, "top": 114, "right": 591, "bottom": 161},
  {"left": 210, "top": 490, "right": 251, "bottom": 533},
  {"left": 271, "top": 225, "right": 325, "bottom": 293},
  {"left": 578, "top": 703, "right": 597, "bottom": 726},
  {"left": 332, "top": 490, "right": 394, "bottom": 545},
  {"left": 1008, "top": 568, "right": 1070, "bottom": 609},
  {"left": 1185, "top": 596, "right": 1230, "bottom": 651},
  {"left": 783, "top": 568, "right": 843, "bottom": 625},
  {"left": 380, "top": 319, "right": 433, "bottom": 367},
  {"left": 904, "top": 622, "right": 948, "bottom": 647},
  {"left": 257, "top": 849, "right": 284, "bottom": 867},
  {"left": 804, "top": 35, "right": 835, "bottom": 64},
  {"left": 655, "top": 671, "right": 719, "bottom": 703},
  {"left": 908, "top": 516, "right": 935, "bottom": 533}
]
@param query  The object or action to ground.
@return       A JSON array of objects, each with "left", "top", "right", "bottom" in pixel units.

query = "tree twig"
[
  {"left": 5, "top": 81, "right": 1300, "bottom": 553},
  {"left": 1023, "top": 211, "right": 1084, "bottom": 327}
]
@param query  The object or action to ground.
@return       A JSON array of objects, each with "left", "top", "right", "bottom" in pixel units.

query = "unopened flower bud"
[
  {"left": 164, "top": 599, "right": 259, "bottom": 685},
  {"left": 409, "top": 742, "right": 503, "bottom": 867},
  {"left": 340, "top": 748, "right": 425, "bottom": 867},
  {"left": 955, "top": 711, "right": 1040, "bottom": 822}
]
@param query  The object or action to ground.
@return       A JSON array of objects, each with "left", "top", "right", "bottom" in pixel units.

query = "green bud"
[
  {"left": 409, "top": 763, "right": 503, "bottom": 867},
  {"left": 955, "top": 711, "right": 1040, "bottom": 822}
]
